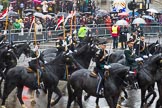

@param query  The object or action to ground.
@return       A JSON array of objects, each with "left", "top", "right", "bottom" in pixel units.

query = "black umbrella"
[
  {"left": 25, "top": 12, "right": 33, "bottom": 16},
  {"left": 48, "top": 13, "right": 56, "bottom": 16},
  {"left": 74, "top": 12, "right": 81, "bottom": 17},
  {"left": 7, "top": 11, "right": 19, "bottom": 17},
  {"left": 24, "top": 9, "right": 36, "bottom": 13},
  {"left": 57, "top": 12, "right": 68, "bottom": 17},
  {"left": 0, "top": 17, "right": 10, "bottom": 22}
]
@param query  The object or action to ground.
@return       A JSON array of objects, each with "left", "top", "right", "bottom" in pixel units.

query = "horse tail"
[{"left": 67, "top": 81, "right": 73, "bottom": 97}]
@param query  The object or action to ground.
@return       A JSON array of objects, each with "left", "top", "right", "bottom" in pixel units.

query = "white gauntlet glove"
[
  {"left": 104, "top": 65, "right": 111, "bottom": 69},
  {"left": 149, "top": 54, "right": 152, "bottom": 57},
  {"left": 143, "top": 55, "right": 148, "bottom": 59},
  {"left": 135, "top": 57, "right": 143, "bottom": 62}
]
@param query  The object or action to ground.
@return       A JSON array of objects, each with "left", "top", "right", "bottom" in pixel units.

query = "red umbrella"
[{"left": 118, "top": 12, "right": 128, "bottom": 16}]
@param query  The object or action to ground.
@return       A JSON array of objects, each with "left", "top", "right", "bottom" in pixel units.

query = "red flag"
[
  {"left": 55, "top": 16, "right": 64, "bottom": 30},
  {"left": 0, "top": 8, "right": 8, "bottom": 19}
]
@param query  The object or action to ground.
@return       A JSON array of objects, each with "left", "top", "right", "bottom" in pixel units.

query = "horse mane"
[
  {"left": 109, "top": 63, "right": 129, "bottom": 76},
  {"left": 74, "top": 44, "right": 88, "bottom": 56},
  {"left": 146, "top": 53, "right": 162, "bottom": 65},
  {"left": 46, "top": 52, "right": 64, "bottom": 65}
]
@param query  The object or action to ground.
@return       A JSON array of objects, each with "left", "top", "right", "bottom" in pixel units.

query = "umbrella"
[
  {"left": 118, "top": 12, "right": 128, "bottom": 16},
  {"left": 115, "top": 19, "right": 129, "bottom": 26},
  {"left": 10, "top": 0, "right": 16, "bottom": 4},
  {"left": 25, "top": 12, "right": 32, "bottom": 16},
  {"left": 96, "top": 12, "right": 108, "bottom": 17},
  {"left": 7, "top": 11, "right": 19, "bottom": 17},
  {"left": 48, "top": 13, "right": 56, "bottom": 16},
  {"left": 147, "top": 8, "right": 158, "bottom": 13},
  {"left": 41, "top": 1, "right": 47, "bottom": 5},
  {"left": 96, "top": 9, "right": 108, "bottom": 13},
  {"left": 129, "top": 12, "right": 139, "bottom": 17},
  {"left": 57, "top": 12, "right": 68, "bottom": 17},
  {"left": 42, "top": 14, "right": 52, "bottom": 19},
  {"left": 74, "top": 12, "right": 81, "bottom": 17},
  {"left": 34, "top": 12, "right": 44, "bottom": 18},
  {"left": 142, "top": 15, "right": 155, "bottom": 20},
  {"left": 24, "top": 9, "right": 35, "bottom": 13},
  {"left": 132, "top": 18, "right": 146, "bottom": 24}
]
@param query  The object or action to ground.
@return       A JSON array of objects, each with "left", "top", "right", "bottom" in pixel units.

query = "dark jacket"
[
  {"left": 124, "top": 47, "right": 137, "bottom": 68},
  {"left": 119, "top": 26, "right": 128, "bottom": 42},
  {"left": 95, "top": 49, "right": 108, "bottom": 70},
  {"left": 134, "top": 40, "right": 149, "bottom": 57}
]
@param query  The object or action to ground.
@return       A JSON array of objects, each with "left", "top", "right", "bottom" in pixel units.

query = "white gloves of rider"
[
  {"left": 104, "top": 65, "right": 111, "bottom": 69},
  {"left": 135, "top": 57, "right": 143, "bottom": 62},
  {"left": 143, "top": 55, "right": 148, "bottom": 59},
  {"left": 44, "top": 61, "right": 48, "bottom": 64},
  {"left": 149, "top": 54, "right": 152, "bottom": 57},
  {"left": 33, "top": 45, "right": 38, "bottom": 52}
]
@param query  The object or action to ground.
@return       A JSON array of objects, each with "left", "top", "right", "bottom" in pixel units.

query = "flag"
[
  {"left": 64, "top": 11, "right": 76, "bottom": 26},
  {"left": 0, "top": 8, "right": 8, "bottom": 19},
  {"left": 64, "top": 13, "right": 73, "bottom": 26},
  {"left": 28, "top": 16, "right": 35, "bottom": 36},
  {"left": 55, "top": 16, "right": 64, "bottom": 30}
]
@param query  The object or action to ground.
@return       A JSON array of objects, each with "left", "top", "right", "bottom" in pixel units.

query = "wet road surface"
[{"left": 0, "top": 36, "right": 161, "bottom": 108}]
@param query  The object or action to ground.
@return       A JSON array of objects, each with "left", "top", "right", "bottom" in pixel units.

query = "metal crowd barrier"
[{"left": 2, "top": 25, "right": 162, "bottom": 43}]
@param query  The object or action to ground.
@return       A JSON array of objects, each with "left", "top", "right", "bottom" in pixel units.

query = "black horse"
[
  {"left": 136, "top": 53, "right": 162, "bottom": 108},
  {"left": 42, "top": 48, "right": 58, "bottom": 55},
  {"left": 1, "top": 52, "right": 74, "bottom": 108},
  {"left": 67, "top": 63, "right": 129, "bottom": 108},
  {"left": 10, "top": 42, "right": 31, "bottom": 59},
  {"left": 0, "top": 42, "right": 31, "bottom": 98}
]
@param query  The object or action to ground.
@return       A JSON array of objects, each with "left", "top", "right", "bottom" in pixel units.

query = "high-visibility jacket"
[
  {"left": 112, "top": 26, "right": 118, "bottom": 34},
  {"left": 78, "top": 27, "right": 87, "bottom": 38},
  {"left": 111, "top": 25, "right": 120, "bottom": 37}
]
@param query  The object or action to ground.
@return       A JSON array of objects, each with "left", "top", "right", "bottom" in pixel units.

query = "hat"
[{"left": 127, "top": 38, "right": 134, "bottom": 44}]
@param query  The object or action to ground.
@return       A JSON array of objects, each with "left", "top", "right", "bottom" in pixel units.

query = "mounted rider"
[
  {"left": 56, "top": 32, "right": 67, "bottom": 55},
  {"left": 134, "top": 35, "right": 151, "bottom": 59},
  {"left": 94, "top": 41, "right": 111, "bottom": 96},
  {"left": 28, "top": 43, "right": 45, "bottom": 88},
  {"left": 124, "top": 38, "right": 143, "bottom": 89},
  {"left": 65, "top": 29, "right": 77, "bottom": 52}
]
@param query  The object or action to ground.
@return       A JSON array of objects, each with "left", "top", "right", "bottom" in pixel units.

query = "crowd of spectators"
[{"left": 0, "top": 0, "right": 162, "bottom": 36}]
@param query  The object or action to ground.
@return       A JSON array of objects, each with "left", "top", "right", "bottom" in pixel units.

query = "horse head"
[{"left": 11, "top": 42, "right": 31, "bottom": 58}]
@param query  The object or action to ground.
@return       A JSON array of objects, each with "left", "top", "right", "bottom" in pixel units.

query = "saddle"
[
  {"left": 90, "top": 69, "right": 110, "bottom": 79},
  {"left": 26, "top": 66, "right": 45, "bottom": 73}
]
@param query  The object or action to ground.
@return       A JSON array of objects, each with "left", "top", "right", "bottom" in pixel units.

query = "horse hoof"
[
  {"left": 22, "top": 104, "right": 27, "bottom": 108},
  {"left": 116, "top": 104, "right": 121, "bottom": 108},
  {"left": 96, "top": 105, "right": 100, "bottom": 108},
  {"left": 1, "top": 106, "right": 6, "bottom": 108},
  {"left": 30, "top": 99, "right": 36, "bottom": 105}
]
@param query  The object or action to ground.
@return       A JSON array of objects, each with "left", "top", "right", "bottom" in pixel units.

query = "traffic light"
[{"left": 128, "top": 1, "right": 137, "bottom": 10}]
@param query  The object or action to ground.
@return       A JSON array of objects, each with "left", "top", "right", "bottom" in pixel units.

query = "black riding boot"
[{"left": 37, "top": 69, "right": 44, "bottom": 89}]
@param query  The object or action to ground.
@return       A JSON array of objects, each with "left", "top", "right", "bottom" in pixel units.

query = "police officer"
[
  {"left": 78, "top": 24, "right": 88, "bottom": 42},
  {"left": 95, "top": 41, "right": 111, "bottom": 96},
  {"left": 111, "top": 24, "right": 120, "bottom": 49},
  {"left": 28, "top": 43, "right": 45, "bottom": 88}
]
